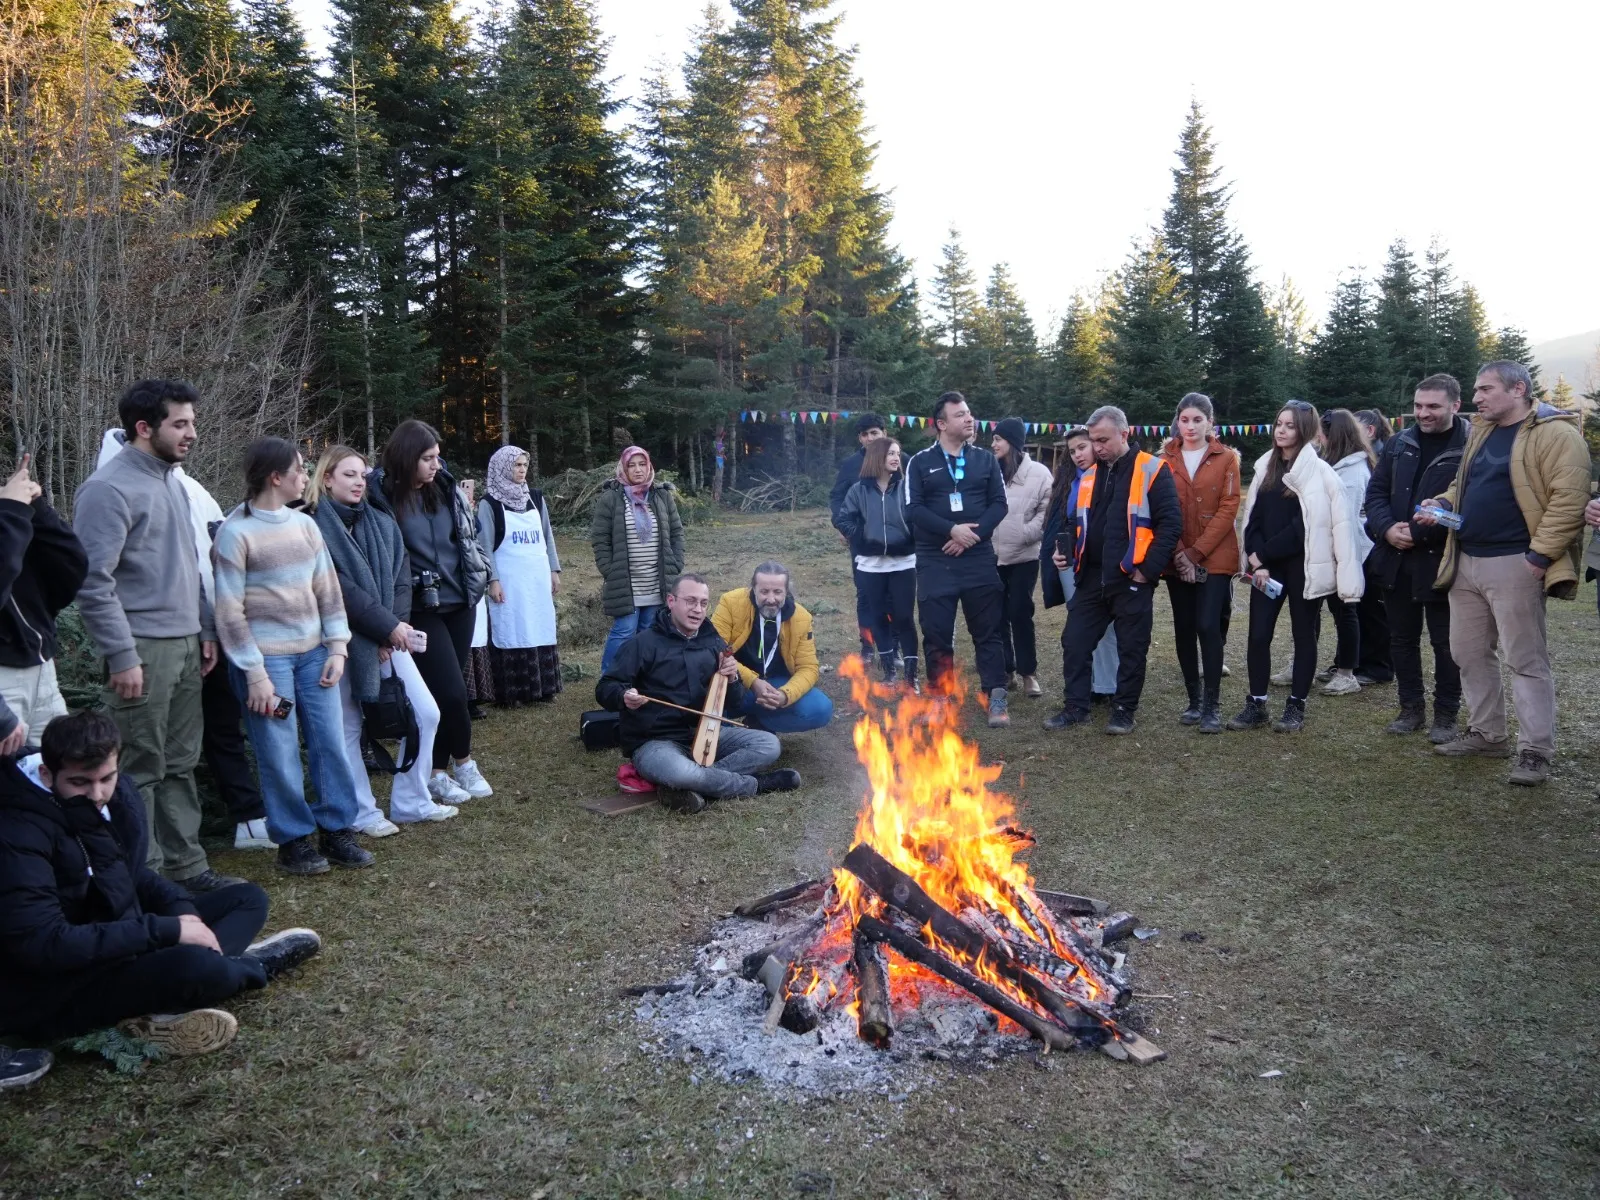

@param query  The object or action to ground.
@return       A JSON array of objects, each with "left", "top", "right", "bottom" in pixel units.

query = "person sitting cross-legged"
[
  {"left": 596, "top": 574, "right": 800, "bottom": 814},
  {"left": 711, "top": 562, "right": 835, "bottom": 734},
  {"left": 0, "top": 710, "right": 321, "bottom": 1061}
]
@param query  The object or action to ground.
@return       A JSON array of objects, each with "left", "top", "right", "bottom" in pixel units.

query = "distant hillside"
[{"left": 1532, "top": 329, "right": 1600, "bottom": 392}]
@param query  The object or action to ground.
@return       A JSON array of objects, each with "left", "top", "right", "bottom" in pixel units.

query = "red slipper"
[{"left": 617, "top": 762, "right": 656, "bottom": 794}]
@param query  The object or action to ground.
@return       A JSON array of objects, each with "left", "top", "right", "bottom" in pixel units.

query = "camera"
[{"left": 413, "top": 570, "right": 442, "bottom": 610}]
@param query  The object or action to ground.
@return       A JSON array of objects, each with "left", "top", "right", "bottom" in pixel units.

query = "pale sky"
[{"left": 291, "top": 0, "right": 1600, "bottom": 346}]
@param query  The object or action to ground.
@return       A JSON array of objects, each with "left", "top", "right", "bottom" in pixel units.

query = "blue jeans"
[
  {"left": 631, "top": 726, "right": 781, "bottom": 798},
  {"left": 736, "top": 673, "right": 835, "bottom": 733},
  {"left": 1060, "top": 569, "right": 1119, "bottom": 695},
  {"left": 600, "top": 605, "right": 660, "bottom": 675},
  {"left": 233, "top": 646, "right": 360, "bottom": 845}
]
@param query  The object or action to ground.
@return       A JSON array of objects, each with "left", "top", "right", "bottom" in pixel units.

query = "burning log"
[
  {"left": 739, "top": 907, "right": 828, "bottom": 979},
  {"left": 1034, "top": 888, "right": 1110, "bottom": 918},
  {"left": 855, "top": 915, "right": 1078, "bottom": 1052},
  {"left": 734, "top": 879, "right": 828, "bottom": 920},
  {"left": 851, "top": 934, "right": 893, "bottom": 1048}
]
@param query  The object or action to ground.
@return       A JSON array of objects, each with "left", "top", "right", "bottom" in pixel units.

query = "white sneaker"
[
  {"left": 234, "top": 819, "right": 276, "bottom": 851},
  {"left": 1269, "top": 663, "right": 1293, "bottom": 686},
  {"left": 1321, "top": 669, "right": 1361, "bottom": 696},
  {"left": 450, "top": 758, "right": 494, "bottom": 798},
  {"left": 396, "top": 802, "right": 459, "bottom": 824},
  {"left": 354, "top": 816, "right": 401, "bottom": 838},
  {"left": 428, "top": 772, "right": 472, "bottom": 805}
]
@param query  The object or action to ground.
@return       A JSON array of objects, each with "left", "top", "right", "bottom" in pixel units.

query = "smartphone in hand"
[{"left": 272, "top": 696, "right": 294, "bottom": 720}]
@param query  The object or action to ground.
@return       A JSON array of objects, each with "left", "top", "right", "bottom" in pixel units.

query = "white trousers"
[
  {"left": 0, "top": 660, "right": 69, "bottom": 738},
  {"left": 338, "top": 650, "right": 444, "bottom": 825}
]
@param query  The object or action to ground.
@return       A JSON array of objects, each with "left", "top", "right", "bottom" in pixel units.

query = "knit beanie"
[{"left": 995, "top": 417, "right": 1028, "bottom": 452}]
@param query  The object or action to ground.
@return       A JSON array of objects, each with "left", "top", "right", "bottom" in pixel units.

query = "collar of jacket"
[
  {"left": 120, "top": 443, "right": 180, "bottom": 479},
  {"left": 654, "top": 605, "right": 718, "bottom": 644},
  {"left": 1469, "top": 402, "right": 1579, "bottom": 435}
]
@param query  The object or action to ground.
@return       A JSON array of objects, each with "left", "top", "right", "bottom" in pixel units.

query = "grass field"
[{"left": 3, "top": 510, "right": 1598, "bottom": 1199}]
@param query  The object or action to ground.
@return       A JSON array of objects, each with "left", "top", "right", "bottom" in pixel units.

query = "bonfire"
[{"left": 729, "top": 659, "right": 1164, "bottom": 1065}]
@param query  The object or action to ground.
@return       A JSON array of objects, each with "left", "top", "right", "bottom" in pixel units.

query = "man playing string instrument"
[{"left": 596, "top": 574, "right": 801, "bottom": 814}]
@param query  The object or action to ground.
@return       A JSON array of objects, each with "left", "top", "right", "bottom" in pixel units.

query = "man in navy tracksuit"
[{"left": 904, "top": 392, "right": 1011, "bottom": 727}]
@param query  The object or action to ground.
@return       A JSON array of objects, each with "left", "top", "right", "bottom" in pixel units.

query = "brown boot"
[
  {"left": 1434, "top": 730, "right": 1512, "bottom": 758},
  {"left": 1507, "top": 750, "right": 1551, "bottom": 786}
]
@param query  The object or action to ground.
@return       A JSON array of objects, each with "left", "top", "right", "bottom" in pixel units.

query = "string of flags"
[{"left": 737, "top": 410, "right": 1402, "bottom": 439}]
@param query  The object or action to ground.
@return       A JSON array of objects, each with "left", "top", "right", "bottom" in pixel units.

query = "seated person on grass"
[
  {"left": 0, "top": 710, "right": 322, "bottom": 1069},
  {"left": 597, "top": 573, "right": 801, "bottom": 814},
  {"left": 710, "top": 561, "right": 834, "bottom": 734}
]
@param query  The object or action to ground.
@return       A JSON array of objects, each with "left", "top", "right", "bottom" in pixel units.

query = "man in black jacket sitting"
[
  {"left": 597, "top": 574, "right": 798, "bottom": 814},
  {"left": 0, "top": 711, "right": 321, "bottom": 1070},
  {"left": 1364, "top": 373, "right": 1468, "bottom": 742}
]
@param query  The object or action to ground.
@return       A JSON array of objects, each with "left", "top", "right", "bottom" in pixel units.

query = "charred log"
[
  {"left": 734, "top": 879, "right": 828, "bottom": 920},
  {"left": 739, "top": 908, "right": 828, "bottom": 979},
  {"left": 1099, "top": 912, "right": 1139, "bottom": 945},
  {"left": 1034, "top": 888, "right": 1110, "bottom": 918},
  {"left": 851, "top": 934, "right": 893, "bottom": 1049}
]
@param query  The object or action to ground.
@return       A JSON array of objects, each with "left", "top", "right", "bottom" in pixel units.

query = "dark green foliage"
[
  {"left": 66, "top": 1026, "right": 165, "bottom": 1076},
  {"left": 1103, "top": 236, "right": 1205, "bottom": 423},
  {"left": 1306, "top": 275, "right": 1388, "bottom": 409},
  {"left": 1489, "top": 327, "right": 1544, "bottom": 395}
]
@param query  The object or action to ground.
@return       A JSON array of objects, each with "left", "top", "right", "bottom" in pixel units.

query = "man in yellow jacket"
[{"left": 711, "top": 562, "right": 834, "bottom": 734}]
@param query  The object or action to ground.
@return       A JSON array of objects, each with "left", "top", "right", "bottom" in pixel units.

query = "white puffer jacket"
[
  {"left": 992, "top": 453, "right": 1054, "bottom": 566},
  {"left": 1328, "top": 451, "right": 1374, "bottom": 564},
  {"left": 1238, "top": 448, "right": 1364, "bottom": 602}
]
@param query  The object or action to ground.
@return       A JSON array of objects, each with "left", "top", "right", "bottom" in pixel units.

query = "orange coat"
[{"left": 1159, "top": 435, "right": 1241, "bottom": 577}]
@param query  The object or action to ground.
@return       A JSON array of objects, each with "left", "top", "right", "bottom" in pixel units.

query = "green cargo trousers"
[{"left": 103, "top": 635, "right": 209, "bottom": 881}]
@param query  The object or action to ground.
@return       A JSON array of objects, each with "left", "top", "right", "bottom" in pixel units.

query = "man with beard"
[
  {"left": 73, "top": 381, "right": 241, "bottom": 895},
  {"left": 712, "top": 562, "right": 834, "bottom": 734}
]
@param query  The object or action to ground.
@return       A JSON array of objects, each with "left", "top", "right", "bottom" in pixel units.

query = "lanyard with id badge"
[{"left": 942, "top": 447, "right": 966, "bottom": 513}]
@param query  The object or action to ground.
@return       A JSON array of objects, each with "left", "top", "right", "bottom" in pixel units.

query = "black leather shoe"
[
  {"left": 1428, "top": 709, "right": 1460, "bottom": 745},
  {"left": 179, "top": 868, "right": 249, "bottom": 896},
  {"left": 276, "top": 835, "right": 330, "bottom": 876},
  {"left": 1043, "top": 706, "right": 1090, "bottom": 731},
  {"left": 661, "top": 789, "right": 707, "bottom": 813},
  {"left": 1386, "top": 703, "right": 1426, "bottom": 734},
  {"left": 319, "top": 828, "right": 376, "bottom": 869},
  {"left": 754, "top": 769, "right": 802, "bottom": 793},
  {"left": 245, "top": 929, "right": 323, "bottom": 980},
  {"left": 1105, "top": 707, "right": 1136, "bottom": 735}
]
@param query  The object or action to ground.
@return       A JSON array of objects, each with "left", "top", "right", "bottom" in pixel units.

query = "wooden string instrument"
[{"left": 692, "top": 651, "right": 733, "bottom": 767}]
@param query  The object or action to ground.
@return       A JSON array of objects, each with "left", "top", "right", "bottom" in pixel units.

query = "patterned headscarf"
[
  {"left": 616, "top": 446, "right": 655, "bottom": 541},
  {"left": 486, "top": 445, "right": 532, "bottom": 512}
]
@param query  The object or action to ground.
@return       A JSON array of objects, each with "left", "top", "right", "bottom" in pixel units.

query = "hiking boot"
[
  {"left": 1269, "top": 663, "right": 1293, "bottom": 687},
  {"left": 1508, "top": 750, "right": 1551, "bottom": 787},
  {"left": 450, "top": 758, "right": 494, "bottom": 798},
  {"left": 755, "top": 768, "right": 803, "bottom": 793},
  {"left": 1105, "top": 707, "right": 1136, "bottom": 736},
  {"left": 320, "top": 828, "right": 376, "bottom": 869},
  {"left": 1198, "top": 687, "right": 1222, "bottom": 735},
  {"left": 0, "top": 1047, "right": 52, "bottom": 1091},
  {"left": 1434, "top": 730, "right": 1511, "bottom": 758},
  {"left": 119, "top": 1009, "right": 237, "bottom": 1058},
  {"left": 234, "top": 819, "right": 275, "bottom": 851},
  {"left": 661, "top": 789, "right": 707, "bottom": 814},
  {"left": 276, "top": 835, "right": 330, "bottom": 876},
  {"left": 1272, "top": 697, "right": 1307, "bottom": 733},
  {"left": 1179, "top": 686, "right": 1201, "bottom": 725},
  {"left": 178, "top": 868, "right": 249, "bottom": 896},
  {"left": 1386, "top": 703, "right": 1427, "bottom": 734},
  {"left": 1227, "top": 697, "right": 1270, "bottom": 731},
  {"left": 1043, "top": 706, "right": 1091, "bottom": 731},
  {"left": 1021, "top": 674, "right": 1043, "bottom": 698},
  {"left": 1428, "top": 708, "right": 1460, "bottom": 745},
  {"left": 245, "top": 928, "right": 323, "bottom": 980},
  {"left": 987, "top": 687, "right": 1010, "bottom": 728},
  {"left": 1321, "top": 669, "right": 1361, "bottom": 696}
]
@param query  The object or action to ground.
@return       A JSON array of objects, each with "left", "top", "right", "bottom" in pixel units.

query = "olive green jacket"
[{"left": 589, "top": 481, "right": 685, "bottom": 617}]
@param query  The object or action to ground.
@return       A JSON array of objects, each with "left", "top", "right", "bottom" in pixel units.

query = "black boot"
[
  {"left": 1428, "top": 706, "right": 1460, "bottom": 745},
  {"left": 1386, "top": 702, "right": 1426, "bottom": 735},
  {"left": 1226, "top": 697, "right": 1269, "bottom": 731},
  {"left": 1179, "top": 682, "right": 1201, "bottom": 726},
  {"left": 1043, "top": 705, "right": 1091, "bottom": 731},
  {"left": 319, "top": 828, "right": 376, "bottom": 869},
  {"left": 276, "top": 834, "right": 330, "bottom": 876},
  {"left": 1105, "top": 706, "right": 1136, "bottom": 735},
  {"left": 1198, "top": 687, "right": 1222, "bottom": 734},
  {"left": 754, "top": 769, "right": 802, "bottom": 793},
  {"left": 1272, "top": 697, "right": 1307, "bottom": 733}
]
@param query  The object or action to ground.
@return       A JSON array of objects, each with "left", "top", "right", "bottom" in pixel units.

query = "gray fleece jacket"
[{"left": 73, "top": 444, "right": 214, "bottom": 673}]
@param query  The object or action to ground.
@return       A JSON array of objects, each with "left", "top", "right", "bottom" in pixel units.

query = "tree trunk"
[{"left": 711, "top": 426, "right": 726, "bottom": 504}]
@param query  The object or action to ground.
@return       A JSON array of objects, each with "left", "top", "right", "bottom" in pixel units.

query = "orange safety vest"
[{"left": 1072, "top": 451, "right": 1168, "bottom": 576}]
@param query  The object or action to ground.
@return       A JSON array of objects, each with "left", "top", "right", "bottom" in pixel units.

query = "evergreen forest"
[{"left": 0, "top": 0, "right": 1556, "bottom": 503}]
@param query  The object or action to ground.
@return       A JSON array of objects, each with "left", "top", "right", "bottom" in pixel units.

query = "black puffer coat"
[
  {"left": 1364, "top": 422, "right": 1469, "bottom": 602},
  {"left": 832, "top": 475, "right": 914, "bottom": 559},
  {"left": 595, "top": 607, "right": 743, "bottom": 755}
]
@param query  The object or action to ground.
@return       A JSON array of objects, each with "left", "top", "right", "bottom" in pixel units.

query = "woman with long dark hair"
[
  {"left": 306, "top": 445, "right": 459, "bottom": 832},
  {"left": 1229, "top": 402, "right": 1364, "bottom": 733},
  {"left": 1159, "top": 393, "right": 1240, "bottom": 733},
  {"left": 591, "top": 446, "right": 685, "bottom": 674},
  {"left": 368, "top": 420, "right": 495, "bottom": 803},
  {"left": 832, "top": 437, "right": 918, "bottom": 688},
  {"left": 989, "top": 418, "right": 1054, "bottom": 698},
  {"left": 1316, "top": 409, "right": 1377, "bottom": 697},
  {"left": 212, "top": 438, "right": 373, "bottom": 875},
  {"left": 476, "top": 445, "right": 563, "bottom": 704}
]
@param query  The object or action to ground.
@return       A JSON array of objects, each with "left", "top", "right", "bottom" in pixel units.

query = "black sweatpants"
[
  {"left": 5, "top": 883, "right": 270, "bottom": 1042},
  {"left": 1386, "top": 587, "right": 1459, "bottom": 712},
  {"left": 1168, "top": 574, "right": 1231, "bottom": 698},
  {"left": 1357, "top": 567, "right": 1393, "bottom": 681},
  {"left": 1323, "top": 595, "right": 1360, "bottom": 671},
  {"left": 201, "top": 662, "right": 264, "bottom": 823},
  {"left": 1061, "top": 573, "right": 1156, "bottom": 713},
  {"left": 857, "top": 568, "right": 918, "bottom": 680},
  {"left": 997, "top": 560, "right": 1041, "bottom": 677},
  {"left": 1247, "top": 561, "right": 1320, "bottom": 701},
  {"left": 919, "top": 585, "right": 1008, "bottom": 694},
  {"left": 411, "top": 605, "right": 475, "bottom": 768},
  {"left": 851, "top": 564, "right": 874, "bottom": 658}
]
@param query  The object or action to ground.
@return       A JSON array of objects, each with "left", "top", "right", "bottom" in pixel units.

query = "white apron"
[
  {"left": 490, "top": 506, "right": 557, "bottom": 649},
  {"left": 471, "top": 598, "right": 489, "bottom": 648}
]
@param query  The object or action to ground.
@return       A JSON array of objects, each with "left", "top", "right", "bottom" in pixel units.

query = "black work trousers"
[
  {"left": 1061, "top": 573, "right": 1156, "bottom": 713},
  {"left": 1247, "top": 561, "right": 1321, "bottom": 701},
  {"left": 4, "top": 883, "right": 270, "bottom": 1042},
  {"left": 997, "top": 560, "right": 1041, "bottom": 677},
  {"left": 201, "top": 661, "right": 264, "bottom": 823},
  {"left": 1323, "top": 596, "right": 1360, "bottom": 671},
  {"left": 411, "top": 605, "right": 475, "bottom": 768},
  {"left": 1168, "top": 574, "right": 1231, "bottom": 698},
  {"left": 1386, "top": 586, "right": 1460, "bottom": 712},
  {"left": 851, "top": 564, "right": 874, "bottom": 657},
  {"left": 1357, "top": 567, "right": 1393, "bottom": 680},
  {"left": 856, "top": 568, "right": 918, "bottom": 681},
  {"left": 919, "top": 584, "right": 1008, "bottom": 694}
]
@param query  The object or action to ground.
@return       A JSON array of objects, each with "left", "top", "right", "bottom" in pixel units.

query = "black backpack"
[{"left": 361, "top": 673, "right": 421, "bottom": 774}]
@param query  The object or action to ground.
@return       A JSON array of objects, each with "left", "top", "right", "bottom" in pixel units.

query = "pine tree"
[
  {"left": 1264, "top": 275, "right": 1310, "bottom": 402},
  {"left": 1049, "top": 290, "right": 1111, "bottom": 419},
  {"left": 1374, "top": 238, "right": 1429, "bottom": 406},
  {"left": 1548, "top": 374, "right": 1577, "bottom": 412},
  {"left": 1489, "top": 327, "right": 1543, "bottom": 395},
  {"left": 1306, "top": 275, "right": 1387, "bottom": 408},
  {"left": 1202, "top": 245, "right": 1275, "bottom": 421},
  {"left": 1162, "top": 99, "right": 1231, "bottom": 339},
  {"left": 1422, "top": 240, "right": 1489, "bottom": 389},
  {"left": 1103, "top": 236, "right": 1204, "bottom": 423},
  {"left": 969, "top": 263, "right": 1040, "bottom": 411}
]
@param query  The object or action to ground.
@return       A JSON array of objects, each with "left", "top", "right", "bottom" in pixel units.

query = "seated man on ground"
[
  {"left": 0, "top": 710, "right": 321, "bottom": 1065},
  {"left": 597, "top": 574, "right": 801, "bottom": 813},
  {"left": 711, "top": 561, "right": 835, "bottom": 734}
]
